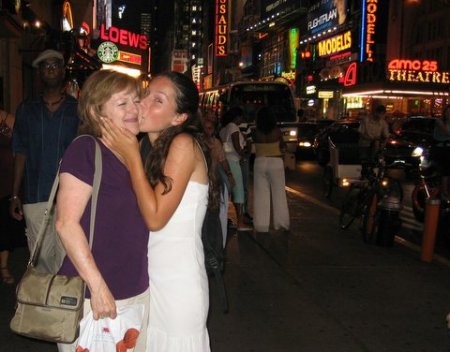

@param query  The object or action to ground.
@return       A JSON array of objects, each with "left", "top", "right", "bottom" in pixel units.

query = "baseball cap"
[{"left": 32, "top": 49, "right": 64, "bottom": 68}]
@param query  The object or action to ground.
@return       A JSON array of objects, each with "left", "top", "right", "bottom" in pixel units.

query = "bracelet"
[{"left": 9, "top": 195, "right": 19, "bottom": 201}]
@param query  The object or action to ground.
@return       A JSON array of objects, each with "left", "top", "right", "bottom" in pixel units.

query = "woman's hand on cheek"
[{"left": 100, "top": 118, "right": 139, "bottom": 161}]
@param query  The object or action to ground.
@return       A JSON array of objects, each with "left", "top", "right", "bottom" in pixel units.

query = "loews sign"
[
  {"left": 215, "top": 0, "right": 229, "bottom": 56},
  {"left": 100, "top": 23, "right": 148, "bottom": 50},
  {"left": 387, "top": 59, "right": 449, "bottom": 84},
  {"left": 318, "top": 31, "right": 352, "bottom": 57}
]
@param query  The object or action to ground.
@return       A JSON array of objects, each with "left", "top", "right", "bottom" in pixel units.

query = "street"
[{"left": 1, "top": 158, "right": 450, "bottom": 351}]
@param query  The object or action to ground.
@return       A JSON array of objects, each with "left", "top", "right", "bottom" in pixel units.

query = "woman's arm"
[
  {"left": 276, "top": 128, "right": 287, "bottom": 154},
  {"left": 55, "top": 173, "right": 116, "bottom": 320},
  {"left": 100, "top": 119, "right": 199, "bottom": 231},
  {"left": 231, "top": 131, "right": 244, "bottom": 157}
]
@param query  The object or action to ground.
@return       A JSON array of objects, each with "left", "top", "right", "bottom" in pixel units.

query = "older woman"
[{"left": 55, "top": 70, "right": 149, "bottom": 352}]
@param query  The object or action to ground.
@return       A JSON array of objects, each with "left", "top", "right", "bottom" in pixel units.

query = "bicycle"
[{"left": 339, "top": 150, "right": 404, "bottom": 243}]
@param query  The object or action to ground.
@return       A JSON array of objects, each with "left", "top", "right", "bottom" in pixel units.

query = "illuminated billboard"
[
  {"left": 360, "top": 0, "right": 388, "bottom": 62},
  {"left": 387, "top": 59, "right": 449, "bottom": 84},
  {"left": 215, "top": 0, "right": 229, "bottom": 56},
  {"left": 307, "top": 0, "right": 349, "bottom": 35},
  {"left": 317, "top": 31, "right": 352, "bottom": 57}
]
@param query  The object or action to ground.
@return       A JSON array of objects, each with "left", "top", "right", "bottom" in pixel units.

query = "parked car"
[
  {"left": 313, "top": 119, "right": 360, "bottom": 166},
  {"left": 386, "top": 116, "right": 437, "bottom": 175},
  {"left": 296, "top": 119, "right": 334, "bottom": 157}
]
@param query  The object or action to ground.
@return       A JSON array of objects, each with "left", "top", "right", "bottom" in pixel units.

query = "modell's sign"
[
  {"left": 317, "top": 31, "right": 352, "bottom": 57},
  {"left": 215, "top": 0, "right": 229, "bottom": 56},
  {"left": 387, "top": 59, "right": 450, "bottom": 84}
]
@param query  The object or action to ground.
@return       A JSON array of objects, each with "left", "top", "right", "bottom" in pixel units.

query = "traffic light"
[{"left": 300, "top": 50, "right": 311, "bottom": 59}]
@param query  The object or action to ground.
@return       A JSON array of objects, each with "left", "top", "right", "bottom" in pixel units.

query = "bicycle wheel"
[
  {"left": 411, "top": 184, "right": 426, "bottom": 222},
  {"left": 361, "top": 191, "right": 378, "bottom": 243},
  {"left": 339, "top": 184, "right": 361, "bottom": 229},
  {"left": 385, "top": 179, "right": 403, "bottom": 201},
  {"left": 323, "top": 165, "right": 333, "bottom": 198}
]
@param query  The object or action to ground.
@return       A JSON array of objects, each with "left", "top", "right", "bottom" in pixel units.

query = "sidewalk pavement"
[{"left": 2, "top": 178, "right": 450, "bottom": 351}]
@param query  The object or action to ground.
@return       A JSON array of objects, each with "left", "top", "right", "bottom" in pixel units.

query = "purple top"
[{"left": 58, "top": 136, "right": 149, "bottom": 300}]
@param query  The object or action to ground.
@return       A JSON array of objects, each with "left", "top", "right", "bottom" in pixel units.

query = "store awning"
[{"left": 342, "top": 82, "right": 449, "bottom": 98}]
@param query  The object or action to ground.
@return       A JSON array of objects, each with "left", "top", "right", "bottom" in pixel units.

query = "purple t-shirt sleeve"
[{"left": 60, "top": 136, "right": 95, "bottom": 186}]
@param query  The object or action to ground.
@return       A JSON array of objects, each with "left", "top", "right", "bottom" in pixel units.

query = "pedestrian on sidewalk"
[
  {"left": 9, "top": 49, "right": 79, "bottom": 274},
  {"left": 219, "top": 107, "right": 252, "bottom": 231},
  {"left": 204, "top": 117, "right": 235, "bottom": 246},
  {"left": 0, "top": 109, "right": 26, "bottom": 285},
  {"left": 252, "top": 106, "right": 290, "bottom": 233}
]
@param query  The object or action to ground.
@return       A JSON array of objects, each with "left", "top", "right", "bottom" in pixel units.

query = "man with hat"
[{"left": 9, "top": 49, "right": 79, "bottom": 273}]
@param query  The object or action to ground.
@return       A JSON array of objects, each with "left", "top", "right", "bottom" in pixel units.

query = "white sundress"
[{"left": 147, "top": 181, "right": 211, "bottom": 352}]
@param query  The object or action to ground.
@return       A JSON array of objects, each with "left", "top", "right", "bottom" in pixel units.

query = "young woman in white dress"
[{"left": 101, "top": 71, "right": 219, "bottom": 352}]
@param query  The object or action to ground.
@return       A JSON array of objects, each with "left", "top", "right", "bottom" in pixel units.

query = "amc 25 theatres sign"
[{"left": 387, "top": 59, "right": 449, "bottom": 84}]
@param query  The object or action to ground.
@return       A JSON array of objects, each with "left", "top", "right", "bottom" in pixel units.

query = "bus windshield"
[{"left": 229, "top": 83, "right": 297, "bottom": 125}]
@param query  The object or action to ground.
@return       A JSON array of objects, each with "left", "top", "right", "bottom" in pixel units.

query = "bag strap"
[{"left": 29, "top": 135, "right": 102, "bottom": 267}]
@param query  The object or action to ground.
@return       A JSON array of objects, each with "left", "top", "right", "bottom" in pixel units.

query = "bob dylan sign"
[
  {"left": 261, "top": 0, "right": 299, "bottom": 18},
  {"left": 215, "top": 0, "right": 229, "bottom": 56},
  {"left": 307, "top": 0, "right": 349, "bottom": 35}
]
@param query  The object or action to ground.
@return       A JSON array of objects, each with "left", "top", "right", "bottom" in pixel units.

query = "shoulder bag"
[{"left": 10, "top": 136, "right": 102, "bottom": 344}]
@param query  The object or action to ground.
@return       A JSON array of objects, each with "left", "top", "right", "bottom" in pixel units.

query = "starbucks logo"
[{"left": 97, "top": 41, "right": 119, "bottom": 63}]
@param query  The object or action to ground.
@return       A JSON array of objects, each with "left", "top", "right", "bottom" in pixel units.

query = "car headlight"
[
  {"left": 411, "top": 146, "right": 423, "bottom": 157},
  {"left": 289, "top": 130, "right": 297, "bottom": 137},
  {"left": 298, "top": 141, "right": 311, "bottom": 147}
]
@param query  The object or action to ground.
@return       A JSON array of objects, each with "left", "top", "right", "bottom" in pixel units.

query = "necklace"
[{"left": 43, "top": 95, "right": 65, "bottom": 107}]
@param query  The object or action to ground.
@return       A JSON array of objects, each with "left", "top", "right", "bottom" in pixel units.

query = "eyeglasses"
[{"left": 39, "top": 62, "right": 63, "bottom": 71}]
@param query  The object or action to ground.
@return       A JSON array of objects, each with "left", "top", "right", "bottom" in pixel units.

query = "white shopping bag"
[{"left": 76, "top": 304, "right": 145, "bottom": 352}]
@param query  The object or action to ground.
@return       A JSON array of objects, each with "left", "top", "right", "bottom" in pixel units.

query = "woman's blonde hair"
[{"left": 78, "top": 70, "right": 141, "bottom": 136}]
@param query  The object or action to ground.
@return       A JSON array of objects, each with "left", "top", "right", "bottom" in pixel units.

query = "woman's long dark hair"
[{"left": 143, "top": 71, "right": 220, "bottom": 211}]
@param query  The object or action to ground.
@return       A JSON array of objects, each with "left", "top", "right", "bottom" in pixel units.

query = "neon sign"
[
  {"left": 289, "top": 28, "right": 299, "bottom": 69},
  {"left": 100, "top": 24, "right": 148, "bottom": 50},
  {"left": 387, "top": 59, "right": 449, "bottom": 84},
  {"left": 62, "top": 1, "right": 73, "bottom": 30},
  {"left": 118, "top": 51, "right": 142, "bottom": 65},
  {"left": 318, "top": 31, "right": 352, "bottom": 57},
  {"left": 360, "top": 0, "right": 379, "bottom": 62},
  {"left": 215, "top": 0, "right": 229, "bottom": 56},
  {"left": 341, "top": 62, "right": 357, "bottom": 86},
  {"left": 388, "top": 59, "right": 438, "bottom": 72}
]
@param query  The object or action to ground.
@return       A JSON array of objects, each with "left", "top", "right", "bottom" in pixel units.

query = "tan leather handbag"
[{"left": 10, "top": 136, "right": 102, "bottom": 343}]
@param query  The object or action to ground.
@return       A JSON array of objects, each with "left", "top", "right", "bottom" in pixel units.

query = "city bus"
[{"left": 199, "top": 81, "right": 300, "bottom": 152}]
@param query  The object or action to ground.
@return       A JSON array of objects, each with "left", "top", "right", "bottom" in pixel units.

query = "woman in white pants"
[{"left": 252, "top": 107, "right": 290, "bottom": 233}]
